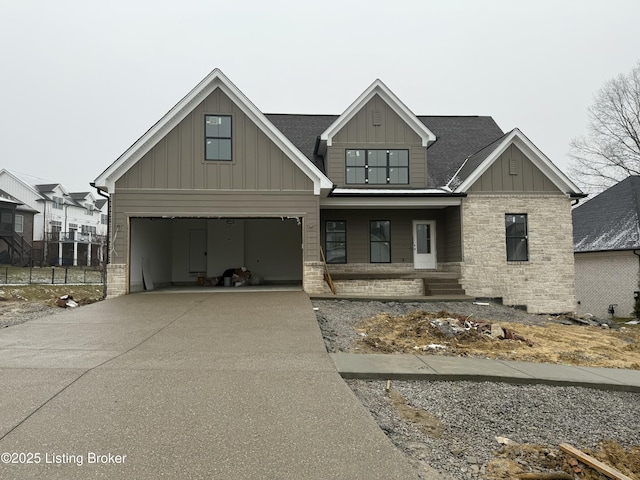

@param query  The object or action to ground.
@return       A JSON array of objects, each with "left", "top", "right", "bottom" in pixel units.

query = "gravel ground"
[
  {"left": 0, "top": 301, "right": 64, "bottom": 328},
  {"left": 313, "top": 299, "right": 640, "bottom": 480}
]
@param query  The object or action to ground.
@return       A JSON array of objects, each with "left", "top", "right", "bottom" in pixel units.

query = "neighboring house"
[
  {"left": 573, "top": 176, "right": 640, "bottom": 318},
  {"left": 0, "top": 189, "right": 37, "bottom": 265},
  {"left": 94, "top": 69, "right": 583, "bottom": 313},
  {"left": 0, "top": 169, "right": 108, "bottom": 266}
]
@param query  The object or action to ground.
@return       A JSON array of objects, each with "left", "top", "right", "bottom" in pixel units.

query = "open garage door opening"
[{"left": 129, "top": 217, "right": 303, "bottom": 292}]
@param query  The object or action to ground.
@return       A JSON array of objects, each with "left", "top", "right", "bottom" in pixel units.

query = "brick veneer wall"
[
  {"left": 323, "top": 278, "right": 424, "bottom": 296},
  {"left": 574, "top": 250, "right": 639, "bottom": 318},
  {"left": 460, "top": 194, "right": 576, "bottom": 313},
  {"left": 303, "top": 261, "right": 325, "bottom": 294},
  {"left": 106, "top": 263, "right": 127, "bottom": 298}
]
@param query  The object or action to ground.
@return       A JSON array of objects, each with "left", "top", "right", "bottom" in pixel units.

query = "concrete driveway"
[{"left": 0, "top": 291, "right": 418, "bottom": 479}]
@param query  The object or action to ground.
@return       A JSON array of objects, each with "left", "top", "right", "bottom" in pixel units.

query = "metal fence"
[{"left": 0, "top": 265, "right": 105, "bottom": 285}]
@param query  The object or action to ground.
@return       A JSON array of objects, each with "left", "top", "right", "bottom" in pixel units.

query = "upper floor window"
[
  {"left": 15, "top": 214, "right": 23, "bottom": 233},
  {"left": 205, "top": 115, "right": 232, "bottom": 161},
  {"left": 52, "top": 196, "right": 64, "bottom": 210},
  {"left": 505, "top": 214, "right": 528, "bottom": 261},
  {"left": 346, "top": 149, "right": 409, "bottom": 185},
  {"left": 101, "top": 214, "right": 108, "bottom": 225}
]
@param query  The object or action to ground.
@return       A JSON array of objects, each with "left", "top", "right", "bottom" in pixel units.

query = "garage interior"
[{"left": 129, "top": 217, "right": 303, "bottom": 292}]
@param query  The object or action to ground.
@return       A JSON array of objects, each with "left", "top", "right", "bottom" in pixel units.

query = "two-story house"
[
  {"left": 94, "top": 69, "right": 583, "bottom": 313},
  {"left": 0, "top": 170, "right": 108, "bottom": 266},
  {"left": 0, "top": 189, "right": 37, "bottom": 265}
]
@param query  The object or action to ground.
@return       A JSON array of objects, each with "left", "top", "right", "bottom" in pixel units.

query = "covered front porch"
[{"left": 319, "top": 200, "right": 466, "bottom": 297}]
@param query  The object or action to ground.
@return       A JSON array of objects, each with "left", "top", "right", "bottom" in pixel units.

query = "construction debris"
[
  {"left": 55, "top": 294, "right": 78, "bottom": 308},
  {"left": 559, "top": 443, "right": 635, "bottom": 480}
]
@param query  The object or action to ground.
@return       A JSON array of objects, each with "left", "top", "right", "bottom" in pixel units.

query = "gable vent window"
[
  {"left": 509, "top": 158, "right": 518, "bottom": 175},
  {"left": 346, "top": 149, "right": 409, "bottom": 185},
  {"left": 372, "top": 111, "right": 381, "bottom": 126},
  {"left": 205, "top": 115, "right": 232, "bottom": 161}
]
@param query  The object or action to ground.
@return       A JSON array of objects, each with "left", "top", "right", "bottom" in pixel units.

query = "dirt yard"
[
  {"left": 0, "top": 284, "right": 104, "bottom": 328},
  {"left": 352, "top": 309, "right": 640, "bottom": 370}
]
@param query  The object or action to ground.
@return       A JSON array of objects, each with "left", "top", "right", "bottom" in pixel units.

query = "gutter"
[{"left": 90, "top": 182, "right": 109, "bottom": 300}]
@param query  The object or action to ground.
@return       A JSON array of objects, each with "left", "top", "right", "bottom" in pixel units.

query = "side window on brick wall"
[{"left": 505, "top": 214, "right": 528, "bottom": 261}]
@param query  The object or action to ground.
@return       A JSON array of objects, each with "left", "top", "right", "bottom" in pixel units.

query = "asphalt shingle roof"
[
  {"left": 573, "top": 176, "right": 640, "bottom": 252},
  {"left": 420, "top": 116, "right": 504, "bottom": 187},
  {"left": 264, "top": 114, "right": 504, "bottom": 188}
]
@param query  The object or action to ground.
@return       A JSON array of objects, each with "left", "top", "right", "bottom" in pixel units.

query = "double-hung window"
[
  {"left": 505, "top": 214, "right": 528, "bottom": 261},
  {"left": 346, "top": 149, "right": 409, "bottom": 185},
  {"left": 14, "top": 214, "right": 24, "bottom": 233},
  {"left": 205, "top": 115, "right": 232, "bottom": 161}
]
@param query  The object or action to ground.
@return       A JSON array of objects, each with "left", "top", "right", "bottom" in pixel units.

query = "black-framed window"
[
  {"left": 505, "top": 214, "right": 528, "bottom": 261},
  {"left": 205, "top": 115, "right": 232, "bottom": 161},
  {"left": 52, "top": 196, "right": 63, "bottom": 210},
  {"left": 325, "top": 220, "right": 346, "bottom": 264},
  {"left": 346, "top": 149, "right": 409, "bottom": 185},
  {"left": 370, "top": 220, "right": 391, "bottom": 263}
]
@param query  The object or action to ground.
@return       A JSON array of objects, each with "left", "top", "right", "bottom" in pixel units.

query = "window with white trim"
[{"left": 14, "top": 214, "right": 23, "bottom": 233}]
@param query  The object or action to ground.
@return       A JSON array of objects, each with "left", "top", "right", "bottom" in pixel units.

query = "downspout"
[
  {"left": 90, "top": 182, "right": 109, "bottom": 300},
  {"left": 634, "top": 250, "right": 640, "bottom": 318}
]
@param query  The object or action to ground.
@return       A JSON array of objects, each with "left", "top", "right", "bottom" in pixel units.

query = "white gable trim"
[
  {"left": 0, "top": 169, "right": 45, "bottom": 200},
  {"left": 453, "top": 129, "right": 582, "bottom": 195},
  {"left": 319, "top": 79, "right": 436, "bottom": 147},
  {"left": 94, "top": 69, "right": 332, "bottom": 195}
]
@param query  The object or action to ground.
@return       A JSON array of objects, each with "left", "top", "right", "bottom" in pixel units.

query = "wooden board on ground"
[{"left": 559, "top": 443, "right": 634, "bottom": 480}]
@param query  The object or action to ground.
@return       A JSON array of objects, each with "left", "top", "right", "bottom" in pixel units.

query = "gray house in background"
[
  {"left": 573, "top": 176, "right": 640, "bottom": 318},
  {"left": 94, "top": 69, "right": 583, "bottom": 313}
]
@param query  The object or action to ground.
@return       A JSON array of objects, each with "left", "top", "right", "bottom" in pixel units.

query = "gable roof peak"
[
  {"left": 448, "top": 128, "right": 583, "bottom": 196},
  {"left": 319, "top": 78, "right": 436, "bottom": 148},
  {"left": 94, "top": 68, "right": 332, "bottom": 194}
]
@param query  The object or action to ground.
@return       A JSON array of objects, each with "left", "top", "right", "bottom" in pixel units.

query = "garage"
[{"left": 129, "top": 217, "right": 303, "bottom": 292}]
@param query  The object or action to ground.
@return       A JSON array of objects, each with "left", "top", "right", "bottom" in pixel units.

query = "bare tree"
[{"left": 569, "top": 61, "right": 640, "bottom": 194}]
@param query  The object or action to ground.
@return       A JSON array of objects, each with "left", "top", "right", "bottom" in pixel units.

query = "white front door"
[{"left": 413, "top": 220, "right": 436, "bottom": 269}]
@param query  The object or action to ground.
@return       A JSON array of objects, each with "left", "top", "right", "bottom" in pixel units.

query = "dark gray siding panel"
[
  {"left": 441, "top": 206, "right": 462, "bottom": 262},
  {"left": 469, "top": 145, "right": 561, "bottom": 193},
  {"left": 116, "top": 88, "right": 314, "bottom": 192},
  {"left": 321, "top": 208, "right": 462, "bottom": 264},
  {"left": 326, "top": 94, "right": 426, "bottom": 188}
]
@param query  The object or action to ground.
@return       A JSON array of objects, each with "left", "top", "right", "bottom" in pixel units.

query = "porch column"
[
  {"left": 58, "top": 243, "right": 63, "bottom": 266},
  {"left": 73, "top": 242, "right": 78, "bottom": 266},
  {"left": 87, "top": 244, "right": 92, "bottom": 266}
]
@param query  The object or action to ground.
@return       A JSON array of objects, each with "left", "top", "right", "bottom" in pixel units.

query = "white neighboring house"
[{"left": 0, "top": 169, "right": 107, "bottom": 266}]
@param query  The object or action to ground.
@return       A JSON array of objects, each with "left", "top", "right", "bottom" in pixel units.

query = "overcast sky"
[{"left": 1, "top": 0, "right": 639, "bottom": 192}]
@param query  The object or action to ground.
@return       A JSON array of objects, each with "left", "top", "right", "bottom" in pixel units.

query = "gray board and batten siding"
[
  {"left": 321, "top": 207, "right": 462, "bottom": 265},
  {"left": 468, "top": 144, "right": 562, "bottom": 193},
  {"left": 325, "top": 94, "right": 427, "bottom": 188},
  {"left": 112, "top": 88, "right": 321, "bottom": 265}
]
